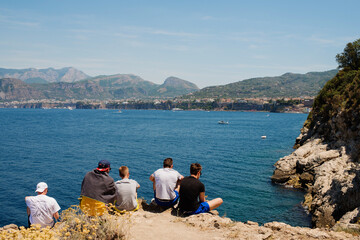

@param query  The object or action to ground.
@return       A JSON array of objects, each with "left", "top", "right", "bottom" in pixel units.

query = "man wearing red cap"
[{"left": 80, "top": 160, "right": 116, "bottom": 215}]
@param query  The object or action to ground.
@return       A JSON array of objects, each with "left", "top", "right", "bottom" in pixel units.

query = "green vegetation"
[
  {"left": 0, "top": 74, "right": 199, "bottom": 100},
  {"left": 303, "top": 39, "right": 360, "bottom": 159},
  {"left": 0, "top": 70, "right": 337, "bottom": 101},
  {"left": 336, "top": 39, "right": 360, "bottom": 71},
  {"left": 184, "top": 70, "right": 338, "bottom": 99}
]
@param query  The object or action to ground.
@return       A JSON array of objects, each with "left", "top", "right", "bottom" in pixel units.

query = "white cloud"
[
  {"left": 147, "top": 29, "right": 202, "bottom": 38},
  {"left": 249, "top": 44, "right": 259, "bottom": 49},
  {"left": 0, "top": 15, "right": 39, "bottom": 27},
  {"left": 201, "top": 16, "right": 214, "bottom": 21},
  {"left": 307, "top": 36, "right": 335, "bottom": 45},
  {"left": 252, "top": 55, "right": 268, "bottom": 60},
  {"left": 306, "top": 35, "right": 357, "bottom": 47},
  {"left": 114, "top": 33, "right": 138, "bottom": 39}
]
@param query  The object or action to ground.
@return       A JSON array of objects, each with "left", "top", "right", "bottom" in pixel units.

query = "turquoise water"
[{"left": 0, "top": 109, "right": 311, "bottom": 227}]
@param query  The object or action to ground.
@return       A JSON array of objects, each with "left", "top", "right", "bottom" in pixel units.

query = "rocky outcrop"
[
  {"left": 272, "top": 69, "right": 360, "bottom": 228},
  {"left": 272, "top": 136, "right": 360, "bottom": 227}
]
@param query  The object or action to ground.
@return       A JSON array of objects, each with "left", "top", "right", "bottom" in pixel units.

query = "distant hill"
[
  {"left": 151, "top": 76, "right": 200, "bottom": 97},
  {"left": 0, "top": 67, "right": 89, "bottom": 84},
  {"left": 0, "top": 68, "right": 337, "bottom": 101},
  {"left": 186, "top": 70, "right": 338, "bottom": 99},
  {"left": 0, "top": 78, "right": 44, "bottom": 100},
  {"left": 87, "top": 74, "right": 158, "bottom": 99},
  {"left": 0, "top": 74, "right": 199, "bottom": 100}
]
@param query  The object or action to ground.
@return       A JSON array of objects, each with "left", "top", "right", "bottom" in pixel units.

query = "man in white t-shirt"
[
  {"left": 149, "top": 158, "right": 184, "bottom": 207},
  {"left": 115, "top": 166, "right": 140, "bottom": 211},
  {"left": 25, "top": 182, "right": 61, "bottom": 228}
]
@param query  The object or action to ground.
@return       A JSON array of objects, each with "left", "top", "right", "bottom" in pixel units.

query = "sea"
[{"left": 0, "top": 108, "right": 312, "bottom": 227}]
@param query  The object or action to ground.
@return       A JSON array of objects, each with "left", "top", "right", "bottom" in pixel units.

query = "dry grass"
[
  {"left": 0, "top": 224, "right": 57, "bottom": 240},
  {"left": 333, "top": 222, "right": 360, "bottom": 237},
  {"left": 0, "top": 205, "right": 130, "bottom": 240}
]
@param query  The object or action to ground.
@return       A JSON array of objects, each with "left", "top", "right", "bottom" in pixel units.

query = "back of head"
[
  {"left": 163, "top": 158, "right": 173, "bottom": 168},
  {"left": 119, "top": 166, "right": 129, "bottom": 178},
  {"left": 190, "top": 163, "right": 202, "bottom": 175}
]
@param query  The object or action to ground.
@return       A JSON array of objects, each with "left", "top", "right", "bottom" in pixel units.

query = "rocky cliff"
[{"left": 271, "top": 69, "right": 360, "bottom": 228}]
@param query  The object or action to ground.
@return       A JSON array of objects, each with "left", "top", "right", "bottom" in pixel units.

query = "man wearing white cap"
[{"left": 25, "top": 182, "right": 61, "bottom": 228}]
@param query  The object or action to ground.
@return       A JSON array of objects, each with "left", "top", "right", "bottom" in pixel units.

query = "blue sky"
[{"left": 0, "top": 0, "right": 359, "bottom": 88}]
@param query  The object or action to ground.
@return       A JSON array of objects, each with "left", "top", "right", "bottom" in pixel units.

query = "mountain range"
[
  {"left": 0, "top": 67, "right": 200, "bottom": 100},
  {"left": 0, "top": 67, "right": 89, "bottom": 84},
  {"left": 187, "top": 69, "right": 338, "bottom": 99},
  {"left": 0, "top": 67, "right": 338, "bottom": 101}
]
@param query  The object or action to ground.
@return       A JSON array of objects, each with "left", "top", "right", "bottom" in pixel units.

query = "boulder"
[{"left": 299, "top": 172, "right": 314, "bottom": 182}]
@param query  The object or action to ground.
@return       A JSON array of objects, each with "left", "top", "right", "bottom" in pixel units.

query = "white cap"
[{"left": 35, "top": 182, "right": 48, "bottom": 193}]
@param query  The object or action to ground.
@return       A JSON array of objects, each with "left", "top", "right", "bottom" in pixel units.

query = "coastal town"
[{"left": 0, "top": 97, "right": 314, "bottom": 113}]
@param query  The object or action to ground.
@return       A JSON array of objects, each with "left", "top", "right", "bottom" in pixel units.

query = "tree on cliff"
[
  {"left": 303, "top": 39, "right": 360, "bottom": 159},
  {"left": 336, "top": 38, "right": 360, "bottom": 71}
]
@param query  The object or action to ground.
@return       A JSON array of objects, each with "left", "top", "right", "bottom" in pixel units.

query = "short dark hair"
[
  {"left": 190, "top": 163, "right": 202, "bottom": 175},
  {"left": 163, "top": 158, "right": 173, "bottom": 168}
]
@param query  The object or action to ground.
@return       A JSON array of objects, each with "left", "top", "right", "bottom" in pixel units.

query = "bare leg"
[{"left": 208, "top": 198, "right": 223, "bottom": 211}]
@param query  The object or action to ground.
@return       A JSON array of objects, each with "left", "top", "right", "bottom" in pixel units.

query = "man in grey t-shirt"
[{"left": 115, "top": 166, "right": 140, "bottom": 211}]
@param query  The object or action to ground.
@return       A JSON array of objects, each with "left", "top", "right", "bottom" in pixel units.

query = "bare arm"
[
  {"left": 149, "top": 175, "right": 155, "bottom": 182},
  {"left": 149, "top": 174, "right": 155, "bottom": 191},
  {"left": 25, "top": 197, "right": 30, "bottom": 216},
  {"left": 53, "top": 212, "right": 59, "bottom": 220},
  {"left": 199, "top": 192, "right": 206, "bottom": 203}
]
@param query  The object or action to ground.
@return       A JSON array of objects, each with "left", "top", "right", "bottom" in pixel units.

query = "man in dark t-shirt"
[{"left": 179, "top": 163, "right": 223, "bottom": 215}]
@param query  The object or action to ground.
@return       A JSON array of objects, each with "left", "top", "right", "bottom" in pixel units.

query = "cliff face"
[{"left": 272, "top": 70, "right": 360, "bottom": 228}]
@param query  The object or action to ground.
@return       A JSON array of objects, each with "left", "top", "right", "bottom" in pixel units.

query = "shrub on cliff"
[
  {"left": 304, "top": 39, "right": 360, "bottom": 159},
  {"left": 0, "top": 205, "right": 129, "bottom": 240}
]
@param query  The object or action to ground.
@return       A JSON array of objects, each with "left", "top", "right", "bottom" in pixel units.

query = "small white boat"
[
  {"left": 218, "top": 121, "right": 229, "bottom": 125},
  {"left": 261, "top": 136, "right": 267, "bottom": 139}
]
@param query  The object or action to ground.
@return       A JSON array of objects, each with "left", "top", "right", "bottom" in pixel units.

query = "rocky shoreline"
[{"left": 271, "top": 126, "right": 360, "bottom": 229}]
